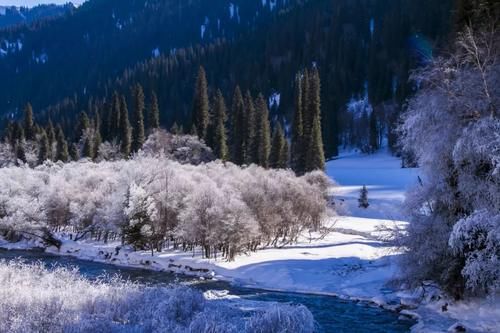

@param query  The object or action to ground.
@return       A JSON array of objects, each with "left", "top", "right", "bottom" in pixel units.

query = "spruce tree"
[
  {"left": 12, "top": 123, "right": 24, "bottom": 148},
  {"left": 148, "top": 91, "right": 160, "bottom": 131},
  {"left": 23, "top": 103, "right": 35, "bottom": 141},
  {"left": 301, "top": 69, "right": 311, "bottom": 138},
  {"left": 231, "top": 86, "right": 246, "bottom": 164},
  {"left": 46, "top": 120, "right": 56, "bottom": 159},
  {"left": 369, "top": 110, "right": 378, "bottom": 153},
  {"left": 69, "top": 143, "right": 80, "bottom": 161},
  {"left": 281, "top": 139, "right": 289, "bottom": 169},
  {"left": 190, "top": 124, "right": 198, "bottom": 136},
  {"left": 5, "top": 122, "right": 15, "bottom": 147},
  {"left": 192, "top": 66, "right": 210, "bottom": 140},
  {"left": 55, "top": 126, "right": 69, "bottom": 163},
  {"left": 170, "top": 122, "right": 180, "bottom": 135},
  {"left": 305, "top": 113, "right": 325, "bottom": 172},
  {"left": 132, "top": 83, "right": 145, "bottom": 152},
  {"left": 37, "top": 129, "right": 50, "bottom": 164},
  {"left": 77, "top": 111, "right": 90, "bottom": 139},
  {"left": 305, "top": 68, "right": 325, "bottom": 172},
  {"left": 101, "top": 101, "right": 112, "bottom": 141},
  {"left": 307, "top": 67, "right": 321, "bottom": 136},
  {"left": 119, "top": 95, "right": 131, "bottom": 157},
  {"left": 109, "top": 91, "right": 121, "bottom": 141},
  {"left": 212, "top": 90, "right": 229, "bottom": 161},
  {"left": 15, "top": 142, "right": 26, "bottom": 165},
  {"left": 46, "top": 120, "right": 56, "bottom": 146},
  {"left": 94, "top": 110, "right": 101, "bottom": 138},
  {"left": 244, "top": 91, "right": 256, "bottom": 165},
  {"left": 270, "top": 123, "right": 288, "bottom": 169},
  {"left": 83, "top": 135, "right": 94, "bottom": 159},
  {"left": 291, "top": 73, "right": 305, "bottom": 174},
  {"left": 358, "top": 185, "right": 370, "bottom": 208},
  {"left": 254, "top": 94, "right": 271, "bottom": 168},
  {"left": 93, "top": 129, "right": 102, "bottom": 160}
]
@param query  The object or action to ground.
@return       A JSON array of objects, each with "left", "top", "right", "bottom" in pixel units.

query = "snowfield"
[{"left": 1, "top": 150, "right": 498, "bottom": 332}]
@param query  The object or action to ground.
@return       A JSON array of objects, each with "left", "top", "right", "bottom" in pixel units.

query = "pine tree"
[
  {"left": 23, "top": 103, "right": 35, "bottom": 141},
  {"left": 94, "top": 109, "right": 101, "bottom": 138},
  {"left": 5, "top": 122, "right": 15, "bottom": 147},
  {"left": 281, "top": 139, "right": 289, "bottom": 169},
  {"left": 291, "top": 73, "right": 305, "bottom": 174},
  {"left": 55, "top": 126, "right": 69, "bottom": 163},
  {"left": 119, "top": 95, "right": 131, "bottom": 157},
  {"left": 101, "top": 100, "right": 112, "bottom": 141},
  {"left": 15, "top": 142, "right": 26, "bottom": 165},
  {"left": 244, "top": 91, "right": 256, "bottom": 165},
  {"left": 69, "top": 143, "right": 80, "bottom": 161},
  {"left": 132, "top": 83, "right": 145, "bottom": 152},
  {"left": 369, "top": 110, "right": 378, "bottom": 153},
  {"left": 358, "top": 185, "right": 370, "bottom": 208},
  {"left": 305, "top": 68, "right": 325, "bottom": 172},
  {"left": 93, "top": 129, "right": 102, "bottom": 160},
  {"left": 82, "top": 135, "right": 94, "bottom": 159},
  {"left": 108, "top": 91, "right": 121, "bottom": 141},
  {"left": 37, "top": 129, "right": 50, "bottom": 164},
  {"left": 212, "top": 90, "right": 229, "bottom": 161},
  {"left": 12, "top": 123, "right": 25, "bottom": 148},
  {"left": 77, "top": 111, "right": 90, "bottom": 139},
  {"left": 148, "top": 91, "right": 160, "bottom": 131},
  {"left": 301, "top": 69, "right": 311, "bottom": 138},
  {"left": 46, "top": 120, "right": 56, "bottom": 146},
  {"left": 46, "top": 120, "right": 56, "bottom": 159},
  {"left": 192, "top": 66, "right": 210, "bottom": 140},
  {"left": 170, "top": 122, "right": 180, "bottom": 134},
  {"left": 231, "top": 86, "right": 246, "bottom": 164},
  {"left": 270, "top": 123, "right": 288, "bottom": 169},
  {"left": 254, "top": 94, "right": 271, "bottom": 168},
  {"left": 190, "top": 124, "right": 198, "bottom": 136},
  {"left": 305, "top": 113, "right": 325, "bottom": 172}
]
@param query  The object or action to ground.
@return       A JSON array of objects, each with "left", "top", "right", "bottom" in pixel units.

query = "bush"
[{"left": 0, "top": 260, "right": 316, "bottom": 333}]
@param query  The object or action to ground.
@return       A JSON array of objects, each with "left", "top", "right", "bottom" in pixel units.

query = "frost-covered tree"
[
  {"left": 0, "top": 153, "right": 333, "bottom": 261},
  {"left": 397, "top": 17, "right": 499, "bottom": 297}
]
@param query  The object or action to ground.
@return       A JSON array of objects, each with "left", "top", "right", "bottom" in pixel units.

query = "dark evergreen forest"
[{"left": 0, "top": 0, "right": 454, "bottom": 157}]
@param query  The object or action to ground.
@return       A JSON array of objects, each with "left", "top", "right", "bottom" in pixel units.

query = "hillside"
[
  {"left": 0, "top": 0, "right": 453, "bottom": 157},
  {"left": 0, "top": 4, "right": 74, "bottom": 29}
]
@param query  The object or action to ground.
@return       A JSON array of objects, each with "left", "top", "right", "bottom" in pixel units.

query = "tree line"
[
  {"left": 191, "top": 66, "right": 325, "bottom": 173},
  {"left": 1, "top": 66, "right": 326, "bottom": 174}
]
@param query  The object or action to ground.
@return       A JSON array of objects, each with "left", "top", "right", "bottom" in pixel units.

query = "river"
[{"left": 0, "top": 249, "right": 414, "bottom": 332}]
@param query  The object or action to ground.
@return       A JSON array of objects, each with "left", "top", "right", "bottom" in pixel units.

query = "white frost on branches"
[
  {"left": 0, "top": 156, "right": 333, "bottom": 261},
  {"left": 398, "top": 22, "right": 499, "bottom": 296}
]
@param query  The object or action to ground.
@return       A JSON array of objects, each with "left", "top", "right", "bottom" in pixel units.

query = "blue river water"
[{"left": 0, "top": 249, "right": 414, "bottom": 332}]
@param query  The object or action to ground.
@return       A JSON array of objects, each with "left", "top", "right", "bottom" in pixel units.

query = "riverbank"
[{"left": 3, "top": 219, "right": 498, "bottom": 333}]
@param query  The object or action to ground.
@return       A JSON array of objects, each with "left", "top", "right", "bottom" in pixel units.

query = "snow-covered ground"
[
  {"left": 1, "top": 149, "right": 498, "bottom": 332},
  {"left": 326, "top": 148, "right": 419, "bottom": 220}
]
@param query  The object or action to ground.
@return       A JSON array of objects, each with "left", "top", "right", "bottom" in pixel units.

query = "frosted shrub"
[
  {"left": 449, "top": 210, "right": 500, "bottom": 295},
  {"left": 246, "top": 304, "right": 316, "bottom": 333},
  {"left": 0, "top": 261, "right": 315, "bottom": 333},
  {"left": 140, "top": 129, "right": 215, "bottom": 164},
  {"left": 0, "top": 154, "right": 332, "bottom": 260}
]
